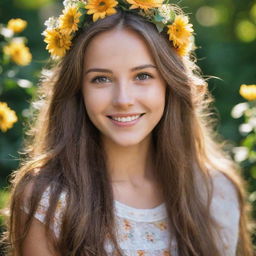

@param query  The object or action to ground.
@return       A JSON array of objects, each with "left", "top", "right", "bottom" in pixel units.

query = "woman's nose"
[{"left": 112, "top": 81, "right": 134, "bottom": 109}]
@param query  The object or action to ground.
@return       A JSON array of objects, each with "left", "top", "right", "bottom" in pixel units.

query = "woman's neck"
[{"left": 103, "top": 135, "right": 155, "bottom": 185}]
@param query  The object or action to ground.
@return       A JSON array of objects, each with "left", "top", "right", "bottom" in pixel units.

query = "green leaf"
[
  {"left": 155, "top": 22, "right": 165, "bottom": 33},
  {"left": 169, "top": 10, "right": 175, "bottom": 23},
  {"left": 78, "top": 8, "right": 87, "bottom": 28},
  {"left": 153, "top": 13, "right": 164, "bottom": 23},
  {"left": 250, "top": 165, "right": 256, "bottom": 179},
  {"left": 77, "top": 1, "right": 86, "bottom": 8},
  {"left": 3, "top": 78, "right": 17, "bottom": 90},
  {"left": 165, "top": 10, "right": 176, "bottom": 25},
  {"left": 3, "top": 53, "right": 10, "bottom": 66},
  {"left": 242, "top": 134, "right": 256, "bottom": 149}
]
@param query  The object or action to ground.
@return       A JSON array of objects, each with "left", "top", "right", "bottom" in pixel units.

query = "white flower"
[
  {"left": 44, "top": 17, "right": 59, "bottom": 30},
  {"left": 231, "top": 102, "right": 249, "bottom": 119},
  {"left": 239, "top": 123, "right": 253, "bottom": 134},
  {"left": 0, "top": 27, "right": 14, "bottom": 38},
  {"left": 248, "top": 117, "right": 256, "bottom": 128},
  {"left": 158, "top": 4, "right": 174, "bottom": 24},
  {"left": 232, "top": 146, "right": 249, "bottom": 162},
  {"left": 11, "top": 37, "right": 26, "bottom": 44},
  {"left": 63, "top": 0, "right": 80, "bottom": 7},
  {"left": 17, "top": 79, "right": 33, "bottom": 88}
]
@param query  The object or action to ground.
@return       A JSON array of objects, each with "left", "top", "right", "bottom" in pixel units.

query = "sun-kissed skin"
[{"left": 82, "top": 28, "right": 166, "bottom": 208}]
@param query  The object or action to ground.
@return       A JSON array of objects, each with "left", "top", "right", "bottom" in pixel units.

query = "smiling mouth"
[{"left": 107, "top": 113, "right": 145, "bottom": 122}]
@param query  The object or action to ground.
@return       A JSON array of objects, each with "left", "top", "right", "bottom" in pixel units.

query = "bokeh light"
[
  {"left": 196, "top": 6, "right": 220, "bottom": 27},
  {"left": 250, "top": 3, "right": 256, "bottom": 22},
  {"left": 236, "top": 20, "right": 256, "bottom": 42},
  {"left": 14, "top": 0, "right": 53, "bottom": 9}
]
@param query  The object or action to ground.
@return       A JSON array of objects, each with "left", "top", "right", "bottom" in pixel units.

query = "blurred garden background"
[{"left": 0, "top": 0, "right": 256, "bottom": 252}]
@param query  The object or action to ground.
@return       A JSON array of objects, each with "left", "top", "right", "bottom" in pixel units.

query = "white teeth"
[{"left": 111, "top": 115, "right": 141, "bottom": 122}]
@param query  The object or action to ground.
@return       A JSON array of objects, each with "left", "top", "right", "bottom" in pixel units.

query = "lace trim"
[{"left": 114, "top": 200, "right": 167, "bottom": 221}]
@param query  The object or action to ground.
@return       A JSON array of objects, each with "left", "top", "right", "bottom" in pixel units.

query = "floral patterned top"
[{"left": 29, "top": 170, "right": 240, "bottom": 256}]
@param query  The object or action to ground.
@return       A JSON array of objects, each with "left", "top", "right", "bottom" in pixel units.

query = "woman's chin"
[{"left": 103, "top": 134, "right": 150, "bottom": 148}]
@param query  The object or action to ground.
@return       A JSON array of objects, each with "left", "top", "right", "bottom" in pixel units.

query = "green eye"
[
  {"left": 136, "top": 73, "right": 153, "bottom": 81},
  {"left": 91, "top": 76, "right": 112, "bottom": 83}
]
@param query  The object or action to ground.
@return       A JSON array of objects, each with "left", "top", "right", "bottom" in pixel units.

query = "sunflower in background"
[
  {"left": 7, "top": 18, "right": 27, "bottom": 33},
  {"left": 240, "top": 84, "right": 256, "bottom": 101},
  {"left": 231, "top": 84, "right": 256, "bottom": 177},
  {"left": 0, "top": 102, "right": 18, "bottom": 133},
  {"left": 0, "top": 18, "right": 33, "bottom": 132},
  {"left": 3, "top": 40, "right": 32, "bottom": 66},
  {"left": 2, "top": 18, "right": 32, "bottom": 66}
]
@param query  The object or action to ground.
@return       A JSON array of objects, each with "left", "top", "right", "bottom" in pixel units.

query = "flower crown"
[{"left": 43, "top": 0, "right": 194, "bottom": 58}]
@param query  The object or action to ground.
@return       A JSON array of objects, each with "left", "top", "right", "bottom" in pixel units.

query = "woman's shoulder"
[
  {"left": 208, "top": 169, "right": 240, "bottom": 209},
  {"left": 208, "top": 169, "right": 241, "bottom": 255},
  {"left": 22, "top": 180, "right": 67, "bottom": 237}
]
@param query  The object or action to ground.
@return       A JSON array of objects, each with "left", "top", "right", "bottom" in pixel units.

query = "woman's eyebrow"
[
  {"left": 84, "top": 64, "right": 157, "bottom": 75},
  {"left": 131, "top": 64, "right": 157, "bottom": 71}
]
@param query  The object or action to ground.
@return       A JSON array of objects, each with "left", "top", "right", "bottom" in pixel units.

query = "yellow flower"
[
  {"left": 3, "top": 41, "right": 32, "bottom": 66},
  {"left": 175, "top": 39, "right": 193, "bottom": 56},
  {"left": 239, "top": 84, "right": 256, "bottom": 101},
  {"left": 0, "top": 102, "right": 18, "bottom": 132},
  {"left": 126, "top": 0, "right": 163, "bottom": 10},
  {"left": 7, "top": 18, "right": 27, "bottom": 33},
  {"left": 59, "top": 6, "right": 82, "bottom": 34},
  {"left": 44, "top": 29, "right": 72, "bottom": 57},
  {"left": 85, "top": 0, "right": 118, "bottom": 22},
  {"left": 167, "top": 15, "right": 194, "bottom": 48}
]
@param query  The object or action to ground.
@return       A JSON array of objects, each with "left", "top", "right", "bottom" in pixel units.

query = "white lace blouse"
[{"left": 30, "top": 170, "right": 240, "bottom": 256}]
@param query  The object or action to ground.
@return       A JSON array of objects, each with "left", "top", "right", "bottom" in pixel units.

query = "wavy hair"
[{"left": 5, "top": 9, "right": 254, "bottom": 256}]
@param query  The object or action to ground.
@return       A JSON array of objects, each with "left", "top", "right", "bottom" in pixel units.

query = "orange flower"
[
  {"left": 126, "top": 0, "right": 163, "bottom": 10},
  {"left": 85, "top": 0, "right": 118, "bottom": 22},
  {"left": 154, "top": 221, "right": 167, "bottom": 230},
  {"left": 239, "top": 84, "right": 256, "bottom": 101},
  {"left": 163, "top": 250, "right": 171, "bottom": 256},
  {"left": 123, "top": 219, "right": 132, "bottom": 230},
  {"left": 0, "top": 102, "right": 18, "bottom": 132},
  {"left": 174, "top": 39, "right": 193, "bottom": 57},
  {"left": 44, "top": 28, "right": 72, "bottom": 57},
  {"left": 59, "top": 6, "right": 82, "bottom": 34},
  {"left": 7, "top": 18, "right": 27, "bottom": 33},
  {"left": 167, "top": 15, "right": 193, "bottom": 48},
  {"left": 3, "top": 41, "right": 32, "bottom": 66}
]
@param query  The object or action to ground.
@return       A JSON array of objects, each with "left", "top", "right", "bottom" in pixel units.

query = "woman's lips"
[{"left": 107, "top": 113, "right": 145, "bottom": 127}]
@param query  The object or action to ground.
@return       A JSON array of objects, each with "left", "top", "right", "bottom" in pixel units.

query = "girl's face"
[{"left": 82, "top": 28, "right": 166, "bottom": 147}]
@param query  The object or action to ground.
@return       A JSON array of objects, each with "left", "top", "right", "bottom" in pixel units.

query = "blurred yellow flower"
[
  {"left": 167, "top": 15, "right": 194, "bottom": 48},
  {"left": 85, "top": 0, "right": 118, "bottom": 22},
  {"left": 175, "top": 40, "right": 193, "bottom": 56},
  {"left": 7, "top": 18, "right": 27, "bottom": 33},
  {"left": 240, "top": 84, "right": 256, "bottom": 101},
  {"left": 44, "top": 29, "right": 72, "bottom": 57},
  {"left": 126, "top": 0, "right": 163, "bottom": 10},
  {"left": 0, "top": 102, "right": 18, "bottom": 132},
  {"left": 59, "top": 6, "right": 82, "bottom": 34},
  {"left": 3, "top": 41, "right": 32, "bottom": 66}
]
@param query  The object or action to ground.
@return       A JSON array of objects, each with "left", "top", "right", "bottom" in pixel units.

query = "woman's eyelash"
[
  {"left": 136, "top": 73, "right": 153, "bottom": 80},
  {"left": 90, "top": 73, "right": 153, "bottom": 83},
  {"left": 90, "top": 76, "right": 111, "bottom": 83}
]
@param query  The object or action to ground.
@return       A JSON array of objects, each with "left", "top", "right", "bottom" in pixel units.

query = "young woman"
[{"left": 5, "top": 0, "right": 254, "bottom": 255}]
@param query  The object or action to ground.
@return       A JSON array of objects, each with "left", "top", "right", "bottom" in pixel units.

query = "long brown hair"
[{"left": 5, "top": 9, "right": 254, "bottom": 256}]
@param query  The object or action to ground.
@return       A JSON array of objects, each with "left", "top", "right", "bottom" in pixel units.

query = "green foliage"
[
  {"left": 232, "top": 99, "right": 256, "bottom": 219},
  {"left": 0, "top": 19, "right": 35, "bottom": 179},
  {"left": 0, "top": 189, "right": 9, "bottom": 227}
]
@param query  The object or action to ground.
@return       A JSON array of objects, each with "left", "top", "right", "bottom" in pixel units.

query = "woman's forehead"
[{"left": 84, "top": 28, "right": 155, "bottom": 69}]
